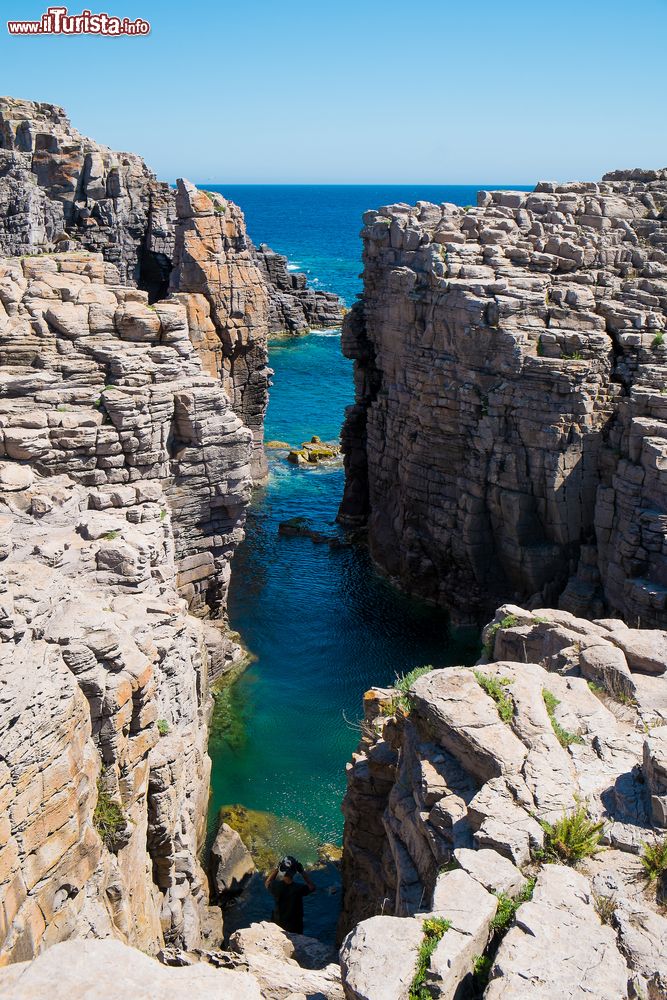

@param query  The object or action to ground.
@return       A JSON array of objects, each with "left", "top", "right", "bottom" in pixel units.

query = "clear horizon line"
[{"left": 190, "top": 181, "right": 537, "bottom": 188}]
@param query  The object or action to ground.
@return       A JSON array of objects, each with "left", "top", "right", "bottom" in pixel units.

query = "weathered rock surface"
[
  {"left": 255, "top": 243, "right": 343, "bottom": 334},
  {"left": 339, "top": 915, "right": 424, "bottom": 1000},
  {"left": 0, "top": 98, "right": 343, "bottom": 483},
  {"left": 0, "top": 251, "right": 259, "bottom": 962},
  {"left": 0, "top": 938, "right": 263, "bottom": 999},
  {"left": 229, "top": 920, "right": 344, "bottom": 999},
  {"left": 209, "top": 823, "right": 255, "bottom": 900},
  {"left": 485, "top": 865, "right": 628, "bottom": 999},
  {"left": 339, "top": 172, "right": 667, "bottom": 627},
  {"left": 338, "top": 606, "right": 667, "bottom": 999}
]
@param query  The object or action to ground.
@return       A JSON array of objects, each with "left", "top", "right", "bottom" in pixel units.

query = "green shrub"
[
  {"left": 475, "top": 672, "right": 514, "bottom": 724},
  {"left": 93, "top": 780, "right": 125, "bottom": 849},
  {"left": 103, "top": 530, "right": 120, "bottom": 541},
  {"left": 392, "top": 665, "right": 433, "bottom": 715},
  {"left": 157, "top": 719, "right": 170, "bottom": 736},
  {"left": 490, "top": 878, "right": 535, "bottom": 933},
  {"left": 539, "top": 807, "right": 604, "bottom": 865},
  {"left": 640, "top": 837, "right": 667, "bottom": 882},
  {"left": 542, "top": 689, "right": 583, "bottom": 748},
  {"left": 472, "top": 954, "right": 493, "bottom": 991},
  {"left": 484, "top": 614, "right": 519, "bottom": 657},
  {"left": 409, "top": 917, "right": 451, "bottom": 1000},
  {"left": 651, "top": 330, "right": 665, "bottom": 349},
  {"left": 160, "top": 508, "right": 168, "bottom": 521}
]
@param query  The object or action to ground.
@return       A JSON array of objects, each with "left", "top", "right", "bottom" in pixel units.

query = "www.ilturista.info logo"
[{"left": 7, "top": 6, "right": 150, "bottom": 35}]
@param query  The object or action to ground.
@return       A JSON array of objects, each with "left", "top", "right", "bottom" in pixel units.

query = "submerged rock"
[
  {"left": 218, "top": 805, "right": 320, "bottom": 874},
  {"left": 287, "top": 436, "right": 342, "bottom": 466}
]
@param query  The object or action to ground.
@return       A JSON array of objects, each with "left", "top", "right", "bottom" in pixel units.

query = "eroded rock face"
[
  {"left": 338, "top": 606, "right": 667, "bottom": 999},
  {"left": 0, "top": 97, "right": 344, "bottom": 484},
  {"left": 0, "top": 97, "right": 175, "bottom": 293},
  {"left": 254, "top": 243, "right": 344, "bottom": 334},
  {"left": 339, "top": 172, "right": 667, "bottom": 626},
  {"left": 168, "top": 180, "right": 271, "bottom": 479},
  {"left": 0, "top": 251, "right": 258, "bottom": 962}
]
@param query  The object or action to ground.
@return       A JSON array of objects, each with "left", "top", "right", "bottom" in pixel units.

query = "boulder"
[
  {"left": 485, "top": 866, "right": 628, "bottom": 999},
  {"left": 210, "top": 822, "right": 255, "bottom": 899},
  {"left": 339, "top": 915, "right": 424, "bottom": 1000},
  {"left": 0, "top": 939, "right": 262, "bottom": 1000}
]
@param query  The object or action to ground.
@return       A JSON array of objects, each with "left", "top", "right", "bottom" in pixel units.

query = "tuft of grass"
[
  {"left": 93, "top": 779, "right": 125, "bottom": 850},
  {"left": 484, "top": 614, "right": 519, "bottom": 657},
  {"left": 409, "top": 917, "right": 451, "bottom": 1000},
  {"left": 491, "top": 878, "right": 536, "bottom": 934},
  {"left": 157, "top": 719, "right": 170, "bottom": 737},
  {"left": 543, "top": 689, "right": 583, "bottom": 748},
  {"left": 640, "top": 837, "right": 667, "bottom": 882},
  {"left": 160, "top": 508, "right": 168, "bottom": 521},
  {"left": 475, "top": 672, "right": 514, "bottom": 724},
  {"left": 472, "top": 954, "right": 493, "bottom": 991},
  {"left": 392, "top": 665, "right": 433, "bottom": 715},
  {"left": 593, "top": 893, "right": 617, "bottom": 924},
  {"left": 539, "top": 806, "right": 604, "bottom": 865},
  {"left": 651, "top": 330, "right": 665, "bottom": 349},
  {"left": 102, "top": 530, "right": 120, "bottom": 541}
]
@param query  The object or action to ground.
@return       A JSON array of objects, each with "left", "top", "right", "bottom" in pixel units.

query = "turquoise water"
[{"left": 205, "top": 186, "right": 527, "bottom": 932}]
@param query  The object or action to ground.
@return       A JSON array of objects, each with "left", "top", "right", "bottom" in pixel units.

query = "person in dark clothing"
[{"left": 265, "top": 855, "right": 316, "bottom": 934}]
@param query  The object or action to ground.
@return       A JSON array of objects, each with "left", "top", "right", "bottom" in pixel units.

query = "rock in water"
[{"left": 210, "top": 823, "right": 256, "bottom": 900}]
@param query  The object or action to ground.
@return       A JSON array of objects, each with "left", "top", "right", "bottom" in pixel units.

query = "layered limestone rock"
[
  {"left": 0, "top": 97, "right": 344, "bottom": 482},
  {"left": 338, "top": 607, "right": 667, "bottom": 998},
  {"left": 0, "top": 250, "right": 258, "bottom": 963},
  {"left": 254, "top": 243, "right": 344, "bottom": 334},
  {"left": 339, "top": 172, "right": 667, "bottom": 627},
  {"left": 168, "top": 180, "right": 271, "bottom": 479},
  {"left": 0, "top": 96, "right": 175, "bottom": 294}
]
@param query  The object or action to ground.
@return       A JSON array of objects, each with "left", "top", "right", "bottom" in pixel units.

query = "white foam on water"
[
  {"left": 287, "top": 261, "right": 302, "bottom": 271},
  {"left": 313, "top": 328, "right": 342, "bottom": 337}
]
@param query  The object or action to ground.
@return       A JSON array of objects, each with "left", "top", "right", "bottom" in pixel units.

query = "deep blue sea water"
[{"left": 204, "top": 185, "right": 529, "bottom": 937}]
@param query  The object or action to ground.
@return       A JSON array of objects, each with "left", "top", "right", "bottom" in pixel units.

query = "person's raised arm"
[
  {"left": 298, "top": 864, "right": 315, "bottom": 893},
  {"left": 265, "top": 867, "right": 278, "bottom": 891}
]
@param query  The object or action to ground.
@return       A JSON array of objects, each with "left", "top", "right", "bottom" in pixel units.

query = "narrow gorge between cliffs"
[{"left": 204, "top": 185, "right": 516, "bottom": 938}]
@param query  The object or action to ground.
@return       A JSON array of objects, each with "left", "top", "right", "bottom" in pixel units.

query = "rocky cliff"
[
  {"left": 339, "top": 172, "right": 667, "bottom": 627},
  {"left": 0, "top": 97, "right": 343, "bottom": 480},
  {"left": 0, "top": 249, "right": 260, "bottom": 962},
  {"left": 338, "top": 606, "right": 667, "bottom": 998}
]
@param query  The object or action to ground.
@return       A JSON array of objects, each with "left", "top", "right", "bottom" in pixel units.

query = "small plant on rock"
[
  {"left": 491, "top": 878, "right": 536, "bottom": 934},
  {"left": 483, "top": 614, "right": 519, "bottom": 657},
  {"left": 543, "top": 689, "right": 583, "bottom": 748},
  {"left": 475, "top": 672, "right": 514, "bottom": 724},
  {"left": 640, "top": 837, "right": 667, "bottom": 882},
  {"left": 392, "top": 665, "right": 433, "bottom": 715},
  {"left": 409, "top": 917, "right": 451, "bottom": 1000},
  {"left": 93, "top": 779, "right": 125, "bottom": 850},
  {"left": 157, "top": 719, "right": 170, "bottom": 737},
  {"left": 593, "top": 893, "right": 617, "bottom": 924},
  {"left": 651, "top": 330, "right": 665, "bottom": 349},
  {"left": 472, "top": 954, "right": 493, "bottom": 992},
  {"left": 539, "top": 806, "right": 604, "bottom": 865},
  {"left": 102, "top": 530, "right": 120, "bottom": 541}
]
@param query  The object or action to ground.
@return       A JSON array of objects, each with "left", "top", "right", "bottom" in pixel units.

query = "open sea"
[{"left": 204, "top": 184, "right": 529, "bottom": 938}]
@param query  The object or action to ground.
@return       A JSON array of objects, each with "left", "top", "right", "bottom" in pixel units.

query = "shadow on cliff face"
[{"left": 139, "top": 246, "right": 172, "bottom": 302}]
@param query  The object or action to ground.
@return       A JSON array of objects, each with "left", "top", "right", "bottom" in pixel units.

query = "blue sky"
[{"left": 1, "top": 0, "right": 665, "bottom": 184}]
